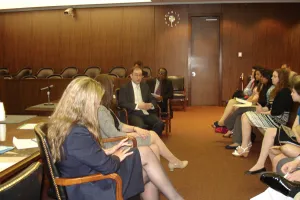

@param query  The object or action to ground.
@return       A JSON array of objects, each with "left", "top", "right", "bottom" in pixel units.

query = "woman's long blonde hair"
[{"left": 48, "top": 77, "right": 104, "bottom": 163}]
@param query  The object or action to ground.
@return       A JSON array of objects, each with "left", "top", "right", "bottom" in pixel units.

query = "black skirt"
[{"left": 274, "top": 127, "right": 300, "bottom": 147}]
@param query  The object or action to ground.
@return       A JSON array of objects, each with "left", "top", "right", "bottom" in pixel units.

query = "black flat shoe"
[
  {"left": 211, "top": 121, "right": 220, "bottom": 128},
  {"left": 260, "top": 172, "right": 300, "bottom": 197},
  {"left": 225, "top": 144, "right": 238, "bottom": 150},
  {"left": 244, "top": 167, "right": 266, "bottom": 175}
]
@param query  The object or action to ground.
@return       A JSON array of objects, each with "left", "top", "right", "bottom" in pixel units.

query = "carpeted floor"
[{"left": 159, "top": 106, "right": 270, "bottom": 200}]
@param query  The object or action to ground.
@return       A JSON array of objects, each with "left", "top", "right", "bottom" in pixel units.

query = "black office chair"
[
  {"left": 13, "top": 68, "right": 32, "bottom": 80},
  {"left": 0, "top": 161, "right": 43, "bottom": 200},
  {"left": 0, "top": 68, "right": 9, "bottom": 76},
  {"left": 35, "top": 122, "right": 138, "bottom": 200},
  {"left": 22, "top": 75, "right": 37, "bottom": 79},
  {"left": 84, "top": 66, "right": 101, "bottom": 78},
  {"left": 168, "top": 76, "right": 186, "bottom": 111},
  {"left": 72, "top": 74, "right": 88, "bottom": 79},
  {"left": 109, "top": 66, "right": 127, "bottom": 78},
  {"left": 47, "top": 74, "right": 63, "bottom": 79},
  {"left": 36, "top": 68, "right": 54, "bottom": 78},
  {"left": 142, "top": 66, "right": 152, "bottom": 78},
  {"left": 60, "top": 67, "right": 78, "bottom": 78}
]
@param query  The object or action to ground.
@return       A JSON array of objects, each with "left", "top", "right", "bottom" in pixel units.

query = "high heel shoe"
[
  {"left": 244, "top": 167, "right": 266, "bottom": 175},
  {"left": 168, "top": 161, "right": 188, "bottom": 172},
  {"left": 232, "top": 143, "right": 252, "bottom": 157},
  {"left": 260, "top": 172, "right": 300, "bottom": 197}
]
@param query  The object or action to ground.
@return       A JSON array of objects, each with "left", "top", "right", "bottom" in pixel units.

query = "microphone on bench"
[{"left": 40, "top": 85, "right": 54, "bottom": 91}]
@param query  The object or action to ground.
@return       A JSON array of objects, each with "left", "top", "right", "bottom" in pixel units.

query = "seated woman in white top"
[{"left": 95, "top": 74, "right": 188, "bottom": 171}]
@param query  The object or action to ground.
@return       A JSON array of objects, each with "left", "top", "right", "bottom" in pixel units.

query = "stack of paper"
[
  {"left": 233, "top": 98, "right": 254, "bottom": 107},
  {"left": 17, "top": 123, "right": 37, "bottom": 130},
  {"left": 12, "top": 137, "right": 38, "bottom": 149}
]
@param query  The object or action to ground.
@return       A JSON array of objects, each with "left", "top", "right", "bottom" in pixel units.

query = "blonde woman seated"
[
  {"left": 232, "top": 68, "right": 293, "bottom": 158},
  {"left": 95, "top": 74, "right": 188, "bottom": 171},
  {"left": 212, "top": 66, "right": 263, "bottom": 128},
  {"left": 245, "top": 77, "right": 300, "bottom": 174},
  {"left": 48, "top": 77, "right": 184, "bottom": 200}
]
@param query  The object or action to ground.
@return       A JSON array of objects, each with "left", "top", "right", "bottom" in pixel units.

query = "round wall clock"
[{"left": 164, "top": 11, "right": 180, "bottom": 27}]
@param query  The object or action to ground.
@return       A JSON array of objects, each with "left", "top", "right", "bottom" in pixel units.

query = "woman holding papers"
[
  {"left": 244, "top": 76, "right": 300, "bottom": 175},
  {"left": 223, "top": 69, "right": 273, "bottom": 147},
  {"left": 232, "top": 68, "right": 293, "bottom": 158},
  {"left": 212, "top": 67, "right": 264, "bottom": 129},
  {"left": 95, "top": 74, "right": 188, "bottom": 172}
]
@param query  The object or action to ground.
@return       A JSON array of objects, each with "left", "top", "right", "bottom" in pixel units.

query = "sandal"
[{"left": 232, "top": 142, "right": 252, "bottom": 157}]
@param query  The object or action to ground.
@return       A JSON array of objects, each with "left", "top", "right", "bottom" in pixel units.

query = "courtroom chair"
[
  {"left": 84, "top": 66, "right": 101, "bottom": 78},
  {"left": 36, "top": 68, "right": 54, "bottom": 78},
  {"left": 13, "top": 68, "right": 32, "bottom": 80},
  {"left": 109, "top": 66, "right": 127, "bottom": 78},
  {"left": 60, "top": 67, "right": 78, "bottom": 78},
  {"left": 159, "top": 99, "right": 172, "bottom": 135},
  {"left": 3, "top": 75, "right": 12, "bottom": 79},
  {"left": 142, "top": 66, "right": 152, "bottom": 78},
  {"left": 0, "top": 68, "right": 9, "bottom": 76},
  {"left": 47, "top": 74, "right": 63, "bottom": 79},
  {"left": 108, "top": 73, "right": 119, "bottom": 78},
  {"left": 34, "top": 122, "right": 138, "bottom": 200},
  {"left": 168, "top": 76, "right": 186, "bottom": 111},
  {"left": 22, "top": 75, "right": 37, "bottom": 79},
  {"left": 72, "top": 74, "right": 88, "bottom": 79},
  {"left": 0, "top": 161, "right": 43, "bottom": 200},
  {"left": 115, "top": 88, "right": 129, "bottom": 124}
]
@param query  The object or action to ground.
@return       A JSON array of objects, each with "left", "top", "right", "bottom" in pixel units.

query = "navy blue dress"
[{"left": 57, "top": 125, "right": 144, "bottom": 200}]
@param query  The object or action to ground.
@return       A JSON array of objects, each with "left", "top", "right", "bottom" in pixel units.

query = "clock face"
[{"left": 164, "top": 11, "right": 180, "bottom": 27}]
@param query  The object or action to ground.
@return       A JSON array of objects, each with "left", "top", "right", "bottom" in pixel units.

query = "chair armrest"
[
  {"left": 156, "top": 104, "right": 161, "bottom": 118},
  {"left": 55, "top": 173, "right": 123, "bottom": 200},
  {"left": 102, "top": 136, "right": 137, "bottom": 148},
  {"left": 117, "top": 107, "right": 129, "bottom": 124}
]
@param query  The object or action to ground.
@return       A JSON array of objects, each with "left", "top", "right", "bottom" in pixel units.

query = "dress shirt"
[{"left": 131, "top": 81, "right": 149, "bottom": 115}]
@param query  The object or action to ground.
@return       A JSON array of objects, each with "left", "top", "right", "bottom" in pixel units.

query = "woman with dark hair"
[
  {"left": 95, "top": 74, "right": 188, "bottom": 171},
  {"left": 232, "top": 68, "right": 293, "bottom": 158},
  {"left": 222, "top": 69, "right": 274, "bottom": 146},
  {"left": 212, "top": 66, "right": 264, "bottom": 129},
  {"left": 48, "top": 77, "right": 184, "bottom": 200}
]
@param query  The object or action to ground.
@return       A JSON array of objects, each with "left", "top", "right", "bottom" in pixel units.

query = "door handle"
[{"left": 192, "top": 72, "right": 196, "bottom": 77}]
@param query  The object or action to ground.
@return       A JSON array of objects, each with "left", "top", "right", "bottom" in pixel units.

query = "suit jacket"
[
  {"left": 147, "top": 78, "right": 174, "bottom": 112},
  {"left": 57, "top": 125, "right": 121, "bottom": 200},
  {"left": 119, "top": 81, "right": 157, "bottom": 115}
]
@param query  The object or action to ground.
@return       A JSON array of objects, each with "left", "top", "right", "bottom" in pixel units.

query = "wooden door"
[{"left": 190, "top": 17, "right": 220, "bottom": 106}]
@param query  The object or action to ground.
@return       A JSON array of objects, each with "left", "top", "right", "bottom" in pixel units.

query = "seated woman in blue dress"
[
  {"left": 47, "top": 77, "right": 184, "bottom": 200},
  {"left": 95, "top": 74, "right": 188, "bottom": 172}
]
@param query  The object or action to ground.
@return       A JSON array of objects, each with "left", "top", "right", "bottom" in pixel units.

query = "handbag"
[{"left": 278, "top": 125, "right": 299, "bottom": 146}]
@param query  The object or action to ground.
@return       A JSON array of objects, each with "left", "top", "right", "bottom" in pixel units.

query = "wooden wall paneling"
[
  {"left": 89, "top": 7, "right": 123, "bottom": 73},
  {"left": 31, "top": 10, "right": 61, "bottom": 74},
  {"left": 0, "top": 14, "right": 4, "bottom": 68},
  {"left": 154, "top": 5, "right": 189, "bottom": 85},
  {"left": 122, "top": 6, "right": 155, "bottom": 71},
  {"left": 2, "top": 80, "right": 22, "bottom": 114},
  {"left": 288, "top": 22, "right": 300, "bottom": 73}
]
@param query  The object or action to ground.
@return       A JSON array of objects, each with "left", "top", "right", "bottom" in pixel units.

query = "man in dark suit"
[
  {"left": 147, "top": 68, "right": 174, "bottom": 117},
  {"left": 119, "top": 66, "right": 164, "bottom": 136}
]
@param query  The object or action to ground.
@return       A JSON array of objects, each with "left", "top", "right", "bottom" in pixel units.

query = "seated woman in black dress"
[
  {"left": 95, "top": 74, "right": 188, "bottom": 171},
  {"left": 47, "top": 77, "right": 184, "bottom": 200}
]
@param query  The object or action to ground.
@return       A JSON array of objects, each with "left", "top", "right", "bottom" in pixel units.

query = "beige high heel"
[
  {"left": 232, "top": 143, "right": 252, "bottom": 158},
  {"left": 168, "top": 161, "right": 188, "bottom": 171}
]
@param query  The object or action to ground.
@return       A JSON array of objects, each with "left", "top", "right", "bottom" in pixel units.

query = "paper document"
[
  {"left": 233, "top": 97, "right": 253, "bottom": 107},
  {"left": 0, "top": 157, "right": 26, "bottom": 172},
  {"left": 13, "top": 137, "right": 38, "bottom": 149},
  {"left": 0, "top": 146, "right": 14, "bottom": 154},
  {"left": 18, "top": 123, "right": 37, "bottom": 130}
]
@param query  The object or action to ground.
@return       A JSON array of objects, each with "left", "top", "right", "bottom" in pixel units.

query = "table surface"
[
  {"left": 25, "top": 103, "right": 57, "bottom": 112},
  {"left": 0, "top": 115, "right": 37, "bottom": 124},
  {"left": 0, "top": 116, "right": 49, "bottom": 183}
]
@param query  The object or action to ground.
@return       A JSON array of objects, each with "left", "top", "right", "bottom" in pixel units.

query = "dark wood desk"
[{"left": 0, "top": 116, "right": 48, "bottom": 183}]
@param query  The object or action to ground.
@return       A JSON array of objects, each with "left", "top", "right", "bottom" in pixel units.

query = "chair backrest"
[
  {"left": 61, "top": 67, "right": 78, "bottom": 78},
  {"left": 22, "top": 75, "right": 37, "bottom": 79},
  {"left": 14, "top": 68, "right": 32, "bottom": 80},
  {"left": 167, "top": 76, "right": 184, "bottom": 91},
  {"left": 73, "top": 74, "right": 88, "bottom": 79},
  {"left": 36, "top": 68, "right": 54, "bottom": 78},
  {"left": 0, "top": 68, "right": 9, "bottom": 76},
  {"left": 109, "top": 66, "right": 127, "bottom": 78},
  {"left": 0, "top": 161, "right": 43, "bottom": 200},
  {"left": 142, "top": 66, "right": 152, "bottom": 77},
  {"left": 34, "top": 122, "right": 67, "bottom": 200},
  {"left": 84, "top": 66, "right": 101, "bottom": 78},
  {"left": 47, "top": 74, "right": 63, "bottom": 79},
  {"left": 3, "top": 75, "right": 12, "bottom": 79}
]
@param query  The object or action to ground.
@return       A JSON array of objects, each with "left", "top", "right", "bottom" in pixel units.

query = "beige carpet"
[{"left": 159, "top": 106, "right": 270, "bottom": 200}]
